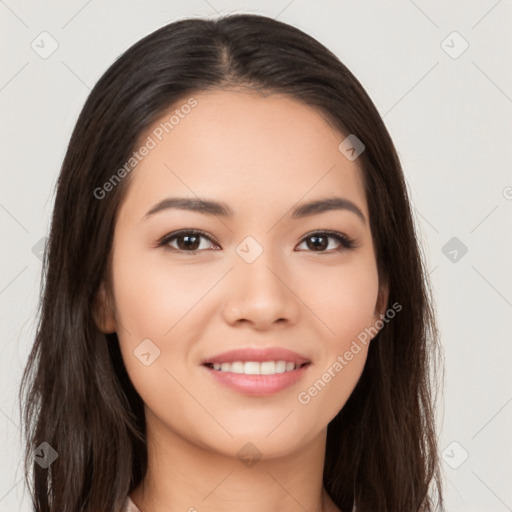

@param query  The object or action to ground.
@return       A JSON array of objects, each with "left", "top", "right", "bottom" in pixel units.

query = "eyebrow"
[{"left": 143, "top": 196, "right": 366, "bottom": 225}]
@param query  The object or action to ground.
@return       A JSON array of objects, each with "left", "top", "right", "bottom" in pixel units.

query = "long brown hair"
[{"left": 19, "top": 13, "right": 444, "bottom": 512}]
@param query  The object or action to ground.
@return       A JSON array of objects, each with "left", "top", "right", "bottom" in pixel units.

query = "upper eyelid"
[
  {"left": 159, "top": 229, "right": 355, "bottom": 249},
  {"left": 161, "top": 229, "right": 219, "bottom": 244}
]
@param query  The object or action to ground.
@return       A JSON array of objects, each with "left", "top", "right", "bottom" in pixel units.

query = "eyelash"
[{"left": 157, "top": 229, "right": 357, "bottom": 254}]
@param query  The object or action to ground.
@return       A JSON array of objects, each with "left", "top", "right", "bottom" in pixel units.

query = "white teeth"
[
  {"left": 275, "top": 360, "right": 286, "bottom": 373},
  {"left": 209, "top": 360, "right": 305, "bottom": 375},
  {"left": 244, "top": 361, "right": 260, "bottom": 375},
  {"left": 231, "top": 361, "right": 244, "bottom": 374},
  {"left": 260, "top": 361, "right": 275, "bottom": 375}
]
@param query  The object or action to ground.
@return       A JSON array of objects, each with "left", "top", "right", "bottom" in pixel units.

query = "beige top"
[
  {"left": 122, "top": 495, "right": 141, "bottom": 512},
  {"left": 122, "top": 494, "right": 354, "bottom": 511}
]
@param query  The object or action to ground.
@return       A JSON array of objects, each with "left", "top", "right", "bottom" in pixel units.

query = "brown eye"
[
  {"left": 297, "top": 231, "right": 356, "bottom": 252},
  {"left": 159, "top": 230, "right": 218, "bottom": 253},
  {"left": 158, "top": 229, "right": 356, "bottom": 254}
]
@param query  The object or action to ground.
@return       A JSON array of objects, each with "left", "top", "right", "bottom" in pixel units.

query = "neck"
[{"left": 130, "top": 410, "right": 340, "bottom": 512}]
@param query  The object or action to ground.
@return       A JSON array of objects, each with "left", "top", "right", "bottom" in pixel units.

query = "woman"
[{"left": 19, "top": 13, "right": 444, "bottom": 512}]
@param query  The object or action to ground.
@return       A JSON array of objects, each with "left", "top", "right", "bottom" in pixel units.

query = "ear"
[
  {"left": 92, "top": 281, "right": 117, "bottom": 333},
  {"left": 370, "top": 282, "right": 389, "bottom": 340},
  {"left": 374, "top": 282, "right": 389, "bottom": 319}
]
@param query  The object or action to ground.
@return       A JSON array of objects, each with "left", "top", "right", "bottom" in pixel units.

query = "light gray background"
[{"left": 1, "top": 1, "right": 511, "bottom": 510}]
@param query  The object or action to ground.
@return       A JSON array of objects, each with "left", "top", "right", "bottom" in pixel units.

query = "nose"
[{"left": 221, "top": 250, "right": 301, "bottom": 330}]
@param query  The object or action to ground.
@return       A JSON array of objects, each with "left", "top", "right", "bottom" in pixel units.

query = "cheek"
[
  {"left": 297, "top": 344, "right": 369, "bottom": 429},
  {"left": 111, "top": 243, "right": 212, "bottom": 339},
  {"left": 110, "top": 243, "right": 221, "bottom": 416},
  {"left": 296, "top": 252, "right": 380, "bottom": 346},
  {"left": 292, "top": 255, "right": 379, "bottom": 421}
]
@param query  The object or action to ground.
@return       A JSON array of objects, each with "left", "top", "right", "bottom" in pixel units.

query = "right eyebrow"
[{"left": 143, "top": 197, "right": 234, "bottom": 220}]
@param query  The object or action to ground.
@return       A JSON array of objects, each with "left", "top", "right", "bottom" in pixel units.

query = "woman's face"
[{"left": 98, "top": 89, "right": 386, "bottom": 459}]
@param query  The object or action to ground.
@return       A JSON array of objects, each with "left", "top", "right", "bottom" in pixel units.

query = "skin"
[{"left": 95, "top": 89, "right": 388, "bottom": 512}]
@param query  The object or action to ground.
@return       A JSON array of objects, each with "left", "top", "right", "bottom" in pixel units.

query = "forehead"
[{"left": 118, "top": 89, "right": 368, "bottom": 223}]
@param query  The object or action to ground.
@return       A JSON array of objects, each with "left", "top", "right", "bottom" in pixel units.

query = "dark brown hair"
[{"left": 19, "top": 13, "right": 444, "bottom": 512}]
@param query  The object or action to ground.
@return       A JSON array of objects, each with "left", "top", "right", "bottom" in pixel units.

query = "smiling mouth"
[{"left": 203, "top": 361, "right": 311, "bottom": 375}]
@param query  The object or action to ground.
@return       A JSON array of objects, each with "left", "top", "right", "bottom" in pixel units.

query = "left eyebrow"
[
  {"left": 143, "top": 196, "right": 366, "bottom": 225},
  {"left": 290, "top": 197, "right": 366, "bottom": 225}
]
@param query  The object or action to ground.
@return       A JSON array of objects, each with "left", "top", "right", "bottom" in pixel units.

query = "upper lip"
[{"left": 201, "top": 347, "right": 311, "bottom": 366}]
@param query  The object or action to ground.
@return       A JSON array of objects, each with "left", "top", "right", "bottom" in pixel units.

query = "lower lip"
[{"left": 203, "top": 364, "right": 311, "bottom": 396}]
